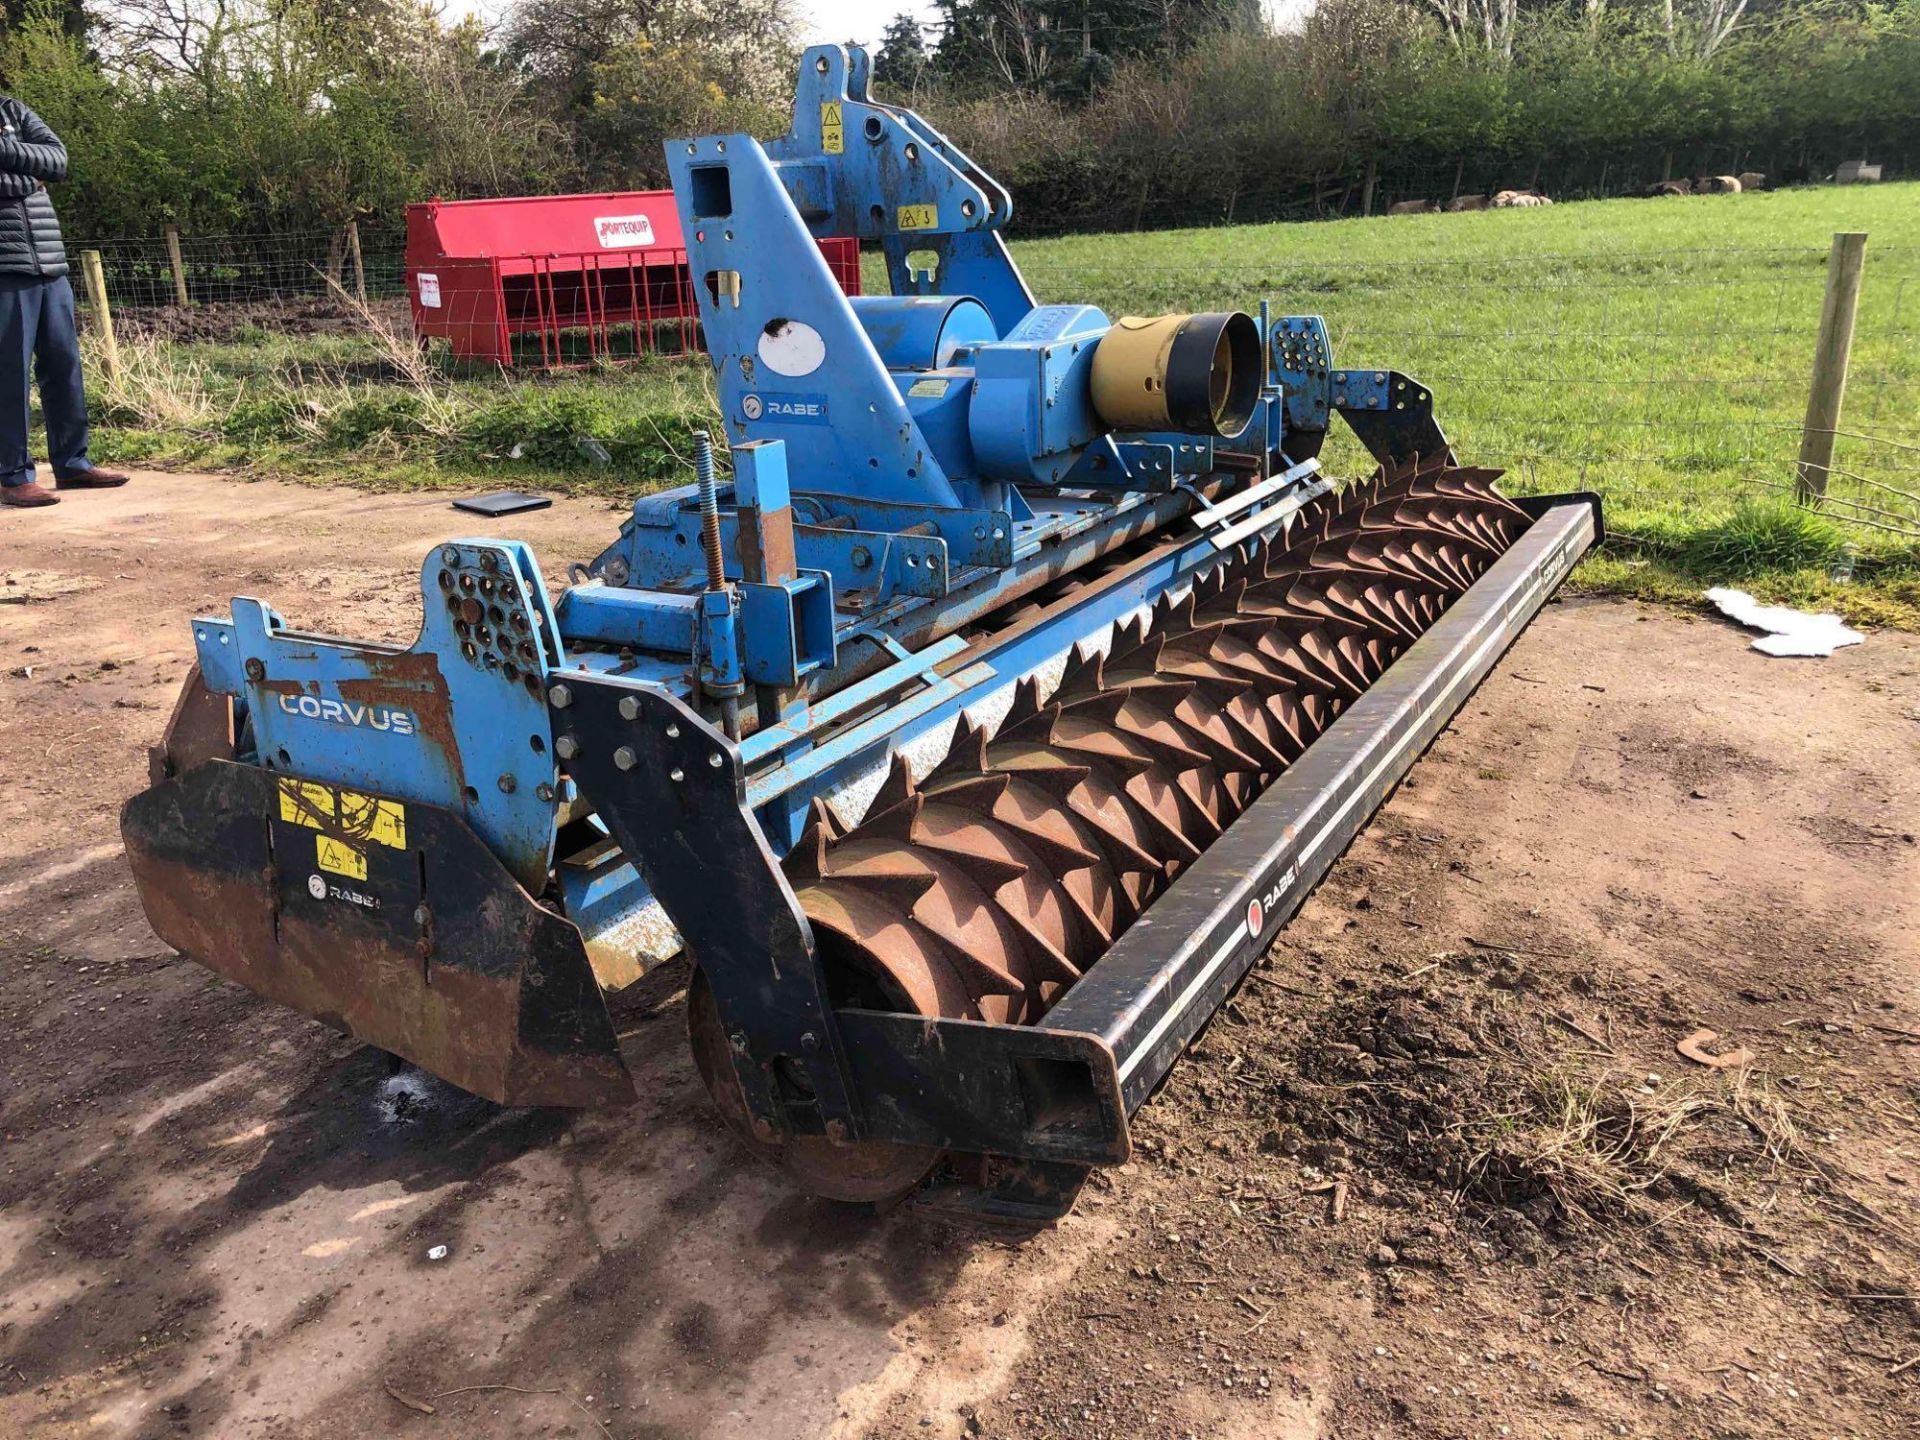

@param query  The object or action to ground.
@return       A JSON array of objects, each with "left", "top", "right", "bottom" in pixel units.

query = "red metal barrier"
[{"left": 406, "top": 192, "right": 861, "bottom": 368}]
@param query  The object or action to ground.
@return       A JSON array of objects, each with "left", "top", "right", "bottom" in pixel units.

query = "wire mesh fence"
[
  {"left": 82, "top": 227, "right": 408, "bottom": 309},
  {"left": 68, "top": 224, "right": 1920, "bottom": 541},
  {"left": 1019, "top": 240, "right": 1920, "bottom": 538},
  {"left": 1002, "top": 152, "right": 1912, "bottom": 236}
]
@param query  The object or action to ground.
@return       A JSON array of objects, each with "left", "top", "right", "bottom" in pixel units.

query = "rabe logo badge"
[{"left": 741, "top": 392, "right": 829, "bottom": 426}]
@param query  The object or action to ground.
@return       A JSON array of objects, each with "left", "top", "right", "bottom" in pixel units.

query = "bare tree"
[
  {"left": 1686, "top": 0, "right": 1753, "bottom": 58},
  {"left": 979, "top": 0, "right": 1061, "bottom": 89},
  {"left": 1414, "top": 0, "right": 1513, "bottom": 61}
]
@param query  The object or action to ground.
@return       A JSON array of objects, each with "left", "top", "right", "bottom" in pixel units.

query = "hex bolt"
[
  {"left": 708, "top": 752, "right": 723, "bottom": 768},
  {"left": 555, "top": 735, "right": 579, "bottom": 760},
  {"left": 441, "top": 546, "right": 460, "bottom": 567},
  {"left": 497, "top": 773, "right": 517, "bottom": 794},
  {"left": 549, "top": 683, "right": 572, "bottom": 709},
  {"left": 413, "top": 904, "right": 432, "bottom": 928},
  {"left": 535, "top": 782, "right": 555, "bottom": 802},
  {"left": 800, "top": 1031, "right": 818, "bottom": 1051},
  {"left": 614, "top": 746, "right": 638, "bottom": 771},
  {"left": 618, "top": 695, "right": 640, "bottom": 721},
  {"left": 244, "top": 658, "right": 265, "bottom": 681}
]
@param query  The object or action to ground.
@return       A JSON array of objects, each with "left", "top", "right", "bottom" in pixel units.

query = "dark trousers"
[{"left": 0, "top": 272, "right": 92, "bottom": 487}]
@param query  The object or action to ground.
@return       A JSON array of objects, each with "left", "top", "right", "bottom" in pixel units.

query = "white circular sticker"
[
  {"left": 741, "top": 394, "right": 764, "bottom": 421},
  {"left": 756, "top": 318, "right": 826, "bottom": 378},
  {"left": 308, "top": 874, "right": 328, "bottom": 899}
]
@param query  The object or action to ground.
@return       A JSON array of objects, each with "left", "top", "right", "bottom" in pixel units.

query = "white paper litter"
[{"left": 1705, "top": 587, "right": 1864, "bottom": 658}]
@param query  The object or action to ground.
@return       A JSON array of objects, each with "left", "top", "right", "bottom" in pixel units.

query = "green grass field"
[{"left": 85, "top": 182, "right": 1920, "bottom": 625}]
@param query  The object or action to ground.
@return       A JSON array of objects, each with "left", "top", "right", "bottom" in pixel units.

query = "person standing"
[{"left": 0, "top": 93, "right": 128, "bottom": 508}]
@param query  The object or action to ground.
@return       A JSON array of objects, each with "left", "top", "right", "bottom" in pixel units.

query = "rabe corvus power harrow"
[{"left": 123, "top": 45, "right": 1600, "bottom": 1219}]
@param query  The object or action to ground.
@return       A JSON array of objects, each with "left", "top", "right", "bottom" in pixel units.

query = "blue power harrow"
[{"left": 122, "top": 46, "right": 1601, "bottom": 1218}]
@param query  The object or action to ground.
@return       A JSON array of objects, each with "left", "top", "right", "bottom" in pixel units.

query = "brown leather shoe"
[
  {"left": 2, "top": 482, "right": 60, "bottom": 507},
  {"left": 54, "top": 469, "right": 130, "bottom": 489}
]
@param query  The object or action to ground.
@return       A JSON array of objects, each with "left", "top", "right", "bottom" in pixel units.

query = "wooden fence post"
[
  {"left": 164, "top": 224, "right": 190, "bottom": 306},
  {"left": 1795, "top": 231, "right": 1868, "bottom": 503},
  {"left": 1361, "top": 156, "right": 1378, "bottom": 217},
  {"left": 79, "top": 249, "right": 120, "bottom": 381},
  {"left": 345, "top": 220, "right": 367, "bottom": 303}
]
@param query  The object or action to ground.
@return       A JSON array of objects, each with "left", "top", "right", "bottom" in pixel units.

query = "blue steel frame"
[{"left": 180, "top": 42, "right": 1449, "bottom": 991}]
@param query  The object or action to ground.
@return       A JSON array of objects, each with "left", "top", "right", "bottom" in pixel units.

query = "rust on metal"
[
  {"left": 779, "top": 457, "right": 1531, "bottom": 1032},
  {"left": 122, "top": 760, "right": 633, "bottom": 1108},
  {"left": 339, "top": 648, "right": 464, "bottom": 782},
  {"left": 149, "top": 663, "right": 236, "bottom": 786}
]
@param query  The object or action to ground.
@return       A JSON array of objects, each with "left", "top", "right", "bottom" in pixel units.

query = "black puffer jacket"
[{"left": 0, "top": 98, "right": 69, "bottom": 279}]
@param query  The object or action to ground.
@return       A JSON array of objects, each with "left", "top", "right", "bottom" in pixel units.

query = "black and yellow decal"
[{"left": 277, "top": 778, "right": 408, "bottom": 879}]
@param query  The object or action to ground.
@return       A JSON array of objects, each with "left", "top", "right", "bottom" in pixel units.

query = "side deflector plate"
[{"left": 121, "top": 759, "right": 632, "bottom": 1109}]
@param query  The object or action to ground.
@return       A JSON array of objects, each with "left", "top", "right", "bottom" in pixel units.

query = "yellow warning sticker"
[
  {"left": 896, "top": 204, "right": 938, "bottom": 231},
  {"left": 315, "top": 834, "right": 368, "bottom": 881},
  {"left": 339, "top": 790, "right": 408, "bottom": 849},
  {"left": 277, "top": 777, "right": 407, "bottom": 850},
  {"left": 278, "top": 778, "right": 334, "bottom": 827},
  {"left": 820, "top": 101, "right": 844, "bottom": 155}
]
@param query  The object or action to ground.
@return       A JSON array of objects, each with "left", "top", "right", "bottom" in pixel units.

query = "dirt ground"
[{"left": 2, "top": 471, "right": 1916, "bottom": 1440}]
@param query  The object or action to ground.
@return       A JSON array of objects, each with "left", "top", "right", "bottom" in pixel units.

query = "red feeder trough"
[{"left": 405, "top": 191, "right": 862, "bottom": 368}]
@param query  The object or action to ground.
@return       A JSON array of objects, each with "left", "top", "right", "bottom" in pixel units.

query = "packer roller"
[{"left": 122, "top": 44, "right": 1600, "bottom": 1219}]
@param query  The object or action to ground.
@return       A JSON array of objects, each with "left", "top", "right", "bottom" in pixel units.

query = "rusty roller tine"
[
  {"left": 886, "top": 873, "right": 1033, "bottom": 994},
  {"left": 1116, "top": 783, "right": 1209, "bottom": 865},
  {"left": 929, "top": 774, "right": 1107, "bottom": 877},
  {"left": 1406, "top": 503, "right": 1505, "bottom": 556},
  {"left": 995, "top": 674, "right": 1052, "bottom": 738},
  {"left": 797, "top": 889, "right": 975, "bottom": 1018},
  {"left": 1053, "top": 643, "right": 1109, "bottom": 700},
  {"left": 1047, "top": 717, "right": 1169, "bottom": 779},
  {"left": 1155, "top": 644, "right": 1258, "bottom": 703},
  {"left": 852, "top": 789, "right": 926, "bottom": 846},
  {"left": 820, "top": 843, "right": 942, "bottom": 899},
  {"left": 780, "top": 462, "right": 1529, "bottom": 1039},
  {"left": 921, "top": 761, "right": 1010, "bottom": 811},
  {"left": 996, "top": 752, "right": 1165, "bottom": 878},
  {"left": 1105, "top": 630, "right": 1169, "bottom": 684},
  {"left": 1199, "top": 626, "right": 1301, "bottom": 688},
  {"left": 917, "top": 839, "right": 1085, "bottom": 982},
  {"left": 1112, "top": 681, "right": 1258, "bottom": 775},
  {"left": 1145, "top": 683, "right": 1265, "bottom": 776},
  {"left": 926, "top": 716, "right": 996, "bottom": 784},
  {"left": 861, "top": 753, "right": 921, "bottom": 824},
  {"left": 911, "top": 819, "right": 1033, "bottom": 891},
  {"left": 1390, "top": 500, "right": 1504, "bottom": 555},
  {"left": 1051, "top": 683, "right": 1132, "bottom": 725},
  {"left": 1426, "top": 476, "right": 1522, "bottom": 531},
  {"left": 1261, "top": 628, "right": 1371, "bottom": 700},
  {"left": 1370, "top": 535, "right": 1470, "bottom": 593}
]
